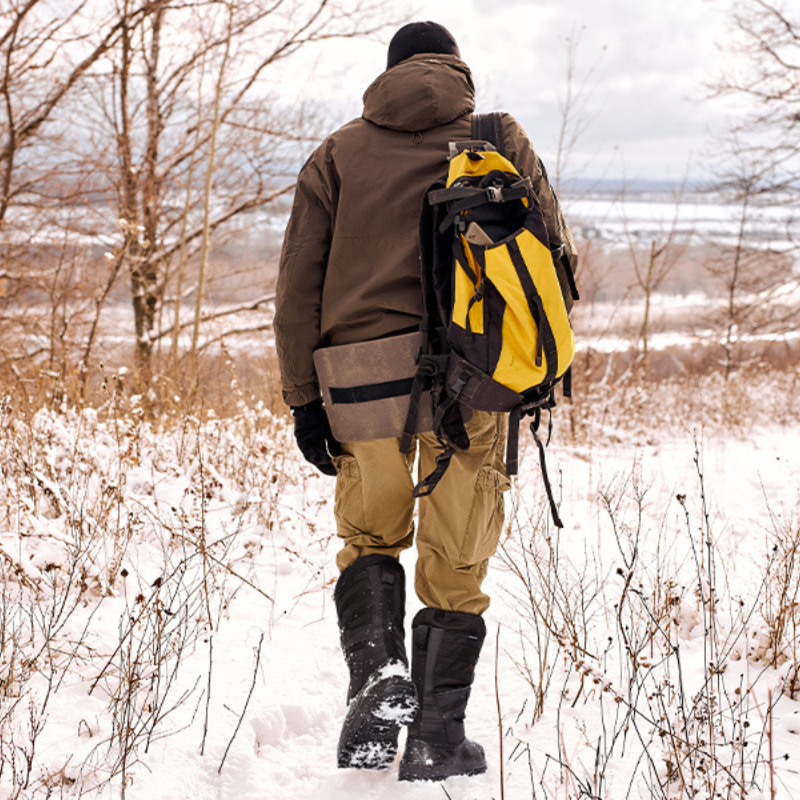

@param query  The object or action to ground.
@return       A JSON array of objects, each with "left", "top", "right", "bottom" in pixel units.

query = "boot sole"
[
  {"left": 398, "top": 737, "right": 487, "bottom": 782},
  {"left": 398, "top": 762, "right": 487, "bottom": 782},
  {"left": 337, "top": 673, "right": 417, "bottom": 770}
]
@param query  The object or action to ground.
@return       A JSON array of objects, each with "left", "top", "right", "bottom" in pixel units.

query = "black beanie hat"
[{"left": 386, "top": 21, "right": 460, "bottom": 69}]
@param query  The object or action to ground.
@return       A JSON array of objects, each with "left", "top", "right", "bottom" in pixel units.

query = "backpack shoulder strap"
[{"left": 471, "top": 112, "right": 503, "bottom": 155}]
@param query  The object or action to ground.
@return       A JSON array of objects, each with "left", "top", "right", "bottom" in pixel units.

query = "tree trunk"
[
  {"left": 124, "top": 1, "right": 165, "bottom": 393},
  {"left": 190, "top": 1, "right": 235, "bottom": 383},
  {"left": 724, "top": 189, "right": 750, "bottom": 380}
]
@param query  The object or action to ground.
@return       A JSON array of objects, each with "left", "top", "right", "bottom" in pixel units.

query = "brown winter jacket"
[{"left": 274, "top": 53, "right": 576, "bottom": 407}]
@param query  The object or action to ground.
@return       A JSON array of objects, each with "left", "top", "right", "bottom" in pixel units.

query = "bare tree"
[
  {"left": 190, "top": 0, "right": 235, "bottom": 380},
  {"left": 706, "top": 0, "right": 800, "bottom": 375},
  {"left": 0, "top": 0, "right": 392, "bottom": 406},
  {"left": 79, "top": 0, "right": 390, "bottom": 396},
  {"left": 703, "top": 137, "right": 796, "bottom": 377},
  {"left": 0, "top": 1, "right": 145, "bottom": 227},
  {"left": 0, "top": 0, "right": 148, "bottom": 405},
  {"left": 553, "top": 24, "right": 604, "bottom": 197},
  {"left": 713, "top": 0, "right": 800, "bottom": 199},
  {"left": 621, "top": 185, "right": 689, "bottom": 374}
]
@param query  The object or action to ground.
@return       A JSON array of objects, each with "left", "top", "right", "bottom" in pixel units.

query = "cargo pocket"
[
  {"left": 458, "top": 465, "right": 511, "bottom": 565},
  {"left": 333, "top": 454, "right": 367, "bottom": 535}
]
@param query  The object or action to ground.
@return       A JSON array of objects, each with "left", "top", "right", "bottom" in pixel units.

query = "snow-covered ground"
[
  {"left": 563, "top": 191, "right": 800, "bottom": 253},
  {"left": 2, "top": 398, "right": 799, "bottom": 800}
]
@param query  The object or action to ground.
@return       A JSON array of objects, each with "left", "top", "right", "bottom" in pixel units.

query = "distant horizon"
[
  {"left": 558, "top": 176, "right": 705, "bottom": 196},
  {"left": 559, "top": 175, "right": 800, "bottom": 197}
]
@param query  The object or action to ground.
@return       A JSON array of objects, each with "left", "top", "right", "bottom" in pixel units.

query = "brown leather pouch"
[{"left": 313, "top": 332, "right": 434, "bottom": 442}]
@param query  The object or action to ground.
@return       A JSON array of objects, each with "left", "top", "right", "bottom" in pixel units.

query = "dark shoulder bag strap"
[{"left": 472, "top": 112, "right": 503, "bottom": 155}]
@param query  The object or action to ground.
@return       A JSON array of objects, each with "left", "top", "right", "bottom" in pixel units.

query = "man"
[{"left": 274, "top": 21, "right": 576, "bottom": 782}]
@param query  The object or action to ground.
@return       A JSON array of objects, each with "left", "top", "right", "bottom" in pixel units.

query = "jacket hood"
[{"left": 362, "top": 54, "right": 475, "bottom": 132}]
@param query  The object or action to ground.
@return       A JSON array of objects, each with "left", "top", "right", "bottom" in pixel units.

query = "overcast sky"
[{"left": 278, "top": 0, "right": 743, "bottom": 183}]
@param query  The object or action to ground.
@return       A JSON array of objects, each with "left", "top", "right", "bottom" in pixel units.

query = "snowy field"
[
  {"left": 561, "top": 190, "right": 800, "bottom": 252},
  {"left": 1, "top": 397, "right": 799, "bottom": 800},
  {"left": 3, "top": 185, "right": 799, "bottom": 797}
]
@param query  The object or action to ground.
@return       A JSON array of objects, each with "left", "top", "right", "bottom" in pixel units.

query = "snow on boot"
[
  {"left": 334, "top": 554, "right": 417, "bottom": 770},
  {"left": 398, "top": 608, "right": 487, "bottom": 782}
]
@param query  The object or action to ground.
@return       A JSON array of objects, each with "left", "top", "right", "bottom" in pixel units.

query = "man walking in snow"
[{"left": 274, "top": 21, "right": 576, "bottom": 782}]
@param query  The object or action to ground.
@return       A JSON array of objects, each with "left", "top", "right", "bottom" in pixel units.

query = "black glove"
[{"left": 291, "top": 400, "right": 341, "bottom": 476}]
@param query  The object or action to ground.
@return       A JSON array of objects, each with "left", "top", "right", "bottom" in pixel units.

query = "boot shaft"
[
  {"left": 334, "top": 554, "right": 408, "bottom": 701},
  {"left": 407, "top": 608, "right": 486, "bottom": 746}
]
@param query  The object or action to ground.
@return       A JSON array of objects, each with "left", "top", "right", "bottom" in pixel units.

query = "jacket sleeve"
[
  {"left": 273, "top": 141, "right": 338, "bottom": 407},
  {"left": 498, "top": 113, "right": 579, "bottom": 307}
]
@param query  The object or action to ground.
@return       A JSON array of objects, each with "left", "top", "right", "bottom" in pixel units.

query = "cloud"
[{"left": 276, "top": 0, "right": 741, "bottom": 180}]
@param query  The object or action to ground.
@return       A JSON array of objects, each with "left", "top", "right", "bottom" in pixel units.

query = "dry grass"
[
  {"left": 565, "top": 339, "right": 800, "bottom": 443},
  {"left": 0, "top": 396, "right": 297, "bottom": 797},
  {"left": 3, "top": 313, "right": 798, "bottom": 442},
  {"left": 0, "top": 323, "right": 798, "bottom": 797},
  {"left": 500, "top": 442, "right": 800, "bottom": 800},
  {"left": 0, "top": 338, "right": 288, "bottom": 425},
  {"left": 1, "top": 235, "right": 798, "bottom": 797}
]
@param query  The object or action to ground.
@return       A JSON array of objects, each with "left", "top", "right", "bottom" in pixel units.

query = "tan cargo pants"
[{"left": 333, "top": 411, "right": 509, "bottom": 615}]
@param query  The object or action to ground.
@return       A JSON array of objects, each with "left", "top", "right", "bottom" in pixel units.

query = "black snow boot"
[
  {"left": 398, "top": 608, "right": 487, "bottom": 782},
  {"left": 334, "top": 554, "right": 417, "bottom": 770}
]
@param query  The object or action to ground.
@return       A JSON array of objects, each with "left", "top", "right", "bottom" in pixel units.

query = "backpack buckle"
[
  {"left": 486, "top": 185, "right": 503, "bottom": 203},
  {"left": 449, "top": 140, "right": 497, "bottom": 159}
]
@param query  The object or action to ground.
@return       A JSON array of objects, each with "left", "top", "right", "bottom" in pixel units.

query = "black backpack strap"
[
  {"left": 412, "top": 401, "right": 470, "bottom": 498},
  {"left": 401, "top": 175, "right": 451, "bottom": 453},
  {"left": 560, "top": 250, "right": 581, "bottom": 303},
  {"left": 530, "top": 409, "right": 563, "bottom": 529},
  {"left": 433, "top": 180, "right": 533, "bottom": 234},
  {"left": 507, "top": 238, "right": 559, "bottom": 382},
  {"left": 411, "top": 370, "right": 471, "bottom": 497},
  {"left": 562, "top": 366, "right": 572, "bottom": 399},
  {"left": 472, "top": 112, "right": 503, "bottom": 154},
  {"left": 400, "top": 371, "right": 428, "bottom": 455},
  {"left": 506, "top": 406, "right": 523, "bottom": 476},
  {"left": 508, "top": 395, "right": 564, "bottom": 528},
  {"left": 412, "top": 445, "right": 457, "bottom": 498},
  {"left": 400, "top": 352, "right": 448, "bottom": 454}
]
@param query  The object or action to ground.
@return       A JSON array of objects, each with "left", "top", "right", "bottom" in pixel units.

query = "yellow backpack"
[{"left": 401, "top": 113, "right": 578, "bottom": 527}]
